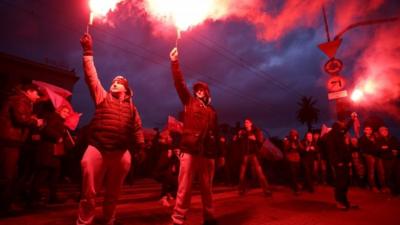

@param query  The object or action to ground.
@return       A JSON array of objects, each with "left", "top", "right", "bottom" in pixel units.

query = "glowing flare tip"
[
  {"left": 145, "top": 0, "right": 215, "bottom": 32},
  {"left": 351, "top": 89, "right": 364, "bottom": 102}
]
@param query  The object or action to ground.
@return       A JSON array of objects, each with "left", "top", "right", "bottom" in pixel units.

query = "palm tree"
[{"left": 296, "top": 96, "right": 320, "bottom": 132}]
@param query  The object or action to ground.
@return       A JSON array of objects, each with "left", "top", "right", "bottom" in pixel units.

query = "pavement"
[{"left": 0, "top": 179, "right": 399, "bottom": 225}]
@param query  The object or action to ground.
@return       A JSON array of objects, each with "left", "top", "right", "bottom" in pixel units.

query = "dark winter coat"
[
  {"left": 326, "top": 120, "right": 353, "bottom": 166},
  {"left": 238, "top": 127, "right": 264, "bottom": 155},
  {"left": 300, "top": 140, "right": 318, "bottom": 161},
  {"left": 375, "top": 135, "right": 398, "bottom": 160},
  {"left": 83, "top": 56, "right": 144, "bottom": 152},
  {"left": 283, "top": 138, "right": 301, "bottom": 162},
  {"left": 36, "top": 112, "right": 66, "bottom": 167},
  {"left": 171, "top": 61, "right": 219, "bottom": 158},
  {"left": 0, "top": 91, "right": 38, "bottom": 147},
  {"left": 359, "top": 135, "right": 378, "bottom": 156}
]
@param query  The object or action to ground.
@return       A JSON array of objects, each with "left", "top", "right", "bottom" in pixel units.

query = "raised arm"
[
  {"left": 169, "top": 48, "right": 191, "bottom": 105},
  {"left": 80, "top": 33, "right": 107, "bottom": 105}
]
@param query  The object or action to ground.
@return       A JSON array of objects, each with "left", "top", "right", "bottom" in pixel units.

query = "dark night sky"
[{"left": 0, "top": 0, "right": 399, "bottom": 137}]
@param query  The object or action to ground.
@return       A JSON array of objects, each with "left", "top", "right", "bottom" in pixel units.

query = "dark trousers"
[
  {"left": 0, "top": 146, "right": 21, "bottom": 210},
  {"left": 160, "top": 172, "right": 178, "bottom": 198},
  {"left": 288, "top": 161, "right": 301, "bottom": 192},
  {"left": 381, "top": 159, "right": 395, "bottom": 192},
  {"left": 395, "top": 159, "right": 400, "bottom": 195},
  {"left": 31, "top": 162, "right": 61, "bottom": 201},
  {"left": 239, "top": 154, "right": 270, "bottom": 193},
  {"left": 334, "top": 165, "right": 350, "bottom": 206},
  {"left": 302, "top": 157, "right": 314, "bottom": 191}
]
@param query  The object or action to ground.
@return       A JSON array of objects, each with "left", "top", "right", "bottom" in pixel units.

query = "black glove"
[{"left": 80, "top": 33, "right": 93, "bottom": 56}]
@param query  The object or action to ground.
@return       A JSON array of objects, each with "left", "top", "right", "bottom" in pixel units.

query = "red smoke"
[
  {"left": 98, "top": 1, "right": 389, "bottom": 43},
  {"left": 136, "top": 0, "right": 390, "bottom": 42},
  {"left": 333, "top": 0, "right": 385, "bottom": 32},
  {"left": 352, "top": 23, "right": 400, "bottom": 120}
]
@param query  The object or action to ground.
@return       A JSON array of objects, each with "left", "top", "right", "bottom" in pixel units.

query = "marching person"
[
  {"left": 327, "top": 112, "right": 360, "bottom": 210},
  {"left": 283, "top": 129, "right": 302, "bottom": 195},
  {"left": 359, "top": 125, "right": 379, "bottom": 192},
  {"left": 300, "top": 131, "right": 318, "bottom": 193},
  {"left": 0, "top": 83, "right": 44, "bottom": 216},
  {"left": 169, "top": 47, "right": 220, "bottom": 225},
  {"left": 77, "top": 33, "right": 145, "bottom": 225},
  {"left": 238, "top": 118, "right": 272, "bottom": 196},
  {"left": 375, "top": 126, "right": 398, "bottom": 194},
  {"left": 30, "top": 105, "right": 71, "bottom": 205}
]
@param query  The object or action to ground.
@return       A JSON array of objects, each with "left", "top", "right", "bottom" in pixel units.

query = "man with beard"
[{"left": 77, "top": 33, "right": 145, "bottom": 225}]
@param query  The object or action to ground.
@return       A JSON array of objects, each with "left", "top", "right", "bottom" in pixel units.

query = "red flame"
[
  {"left": 88, "top": 0, "right": 123, "bottom": 24},
  {"left": 351, "top": 89, "right": 364, "bottom": 102},
  {"left": 144, "top": 0, "right": 216, "bottom": 34}
]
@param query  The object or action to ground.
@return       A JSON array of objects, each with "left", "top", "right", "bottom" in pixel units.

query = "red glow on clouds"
[
  {"left": 88, "top": 0, "right": 123, "bottom": 25},
  {"left": 352, "top": 23, "right": 400, "bottom": 120},
  {"left": 333, "top": 0, "right": 385, "bottom": 31},
  {"left": 94, "top": 0, "right": 390, "bottom": 43}
]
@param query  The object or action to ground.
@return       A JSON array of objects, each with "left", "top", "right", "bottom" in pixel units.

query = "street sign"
[
  {"left": 328, "top": 90, "right": 348, "bottom": 100},
  {"left": 318, "top": 39, "right": 342, "bottom": 58},
  {"left": 326, "top": 76, "right": 346, "bottom": 92},
  {"left": 324, "top": 58, "right": 343, "bottom": 74}
]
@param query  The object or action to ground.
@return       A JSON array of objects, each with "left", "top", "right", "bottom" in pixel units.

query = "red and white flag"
[
  {"left": 33, "top": 80, "right": 81, "bottom": 130},
  {"left": 167, "top": 116, "right": 183, "bottom": 133}
]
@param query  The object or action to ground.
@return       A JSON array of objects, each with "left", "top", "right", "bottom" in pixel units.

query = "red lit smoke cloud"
[
  {"left": 138, "top": 0, "right": 328, "bottom": 41},
  {"left": 133, "top": 0, "right": 388, "bottom": 42},
  {"left": 333, "top": 0, "right": 385, "bottom": 31},
  {"left": 352, "top": 23, "right": 400, "bottom": 120},
  {"left": 99, "top": 1, "right": 390, "bottom": 43}
]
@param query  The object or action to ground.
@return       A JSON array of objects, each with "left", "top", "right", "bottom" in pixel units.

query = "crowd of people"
[{"left": 0, "top": 33, "right": 399, "bottom": 225}]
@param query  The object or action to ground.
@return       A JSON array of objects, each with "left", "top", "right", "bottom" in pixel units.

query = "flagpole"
[
  {"left": 175, "top": 28, "right": 181, "bottom": 49},
  {"left": 87, "top": 12, "right": 94, "bottom": 34},
  {"left": 322, "top": 5, "right": 331, "bottom": 42},
  {"left": 66, "top": 129, "right": 76, "bottom": 147}
]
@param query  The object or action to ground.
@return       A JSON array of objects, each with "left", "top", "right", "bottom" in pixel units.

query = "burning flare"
[
  {"left": 351, "top": 89, "right": 364, "bottom": 102},
  {"left": 144, "top": 0, "right": 216, "bottom": 36},
  {"left": 88, "top": 0, "right": 123, "bottom": 25}
]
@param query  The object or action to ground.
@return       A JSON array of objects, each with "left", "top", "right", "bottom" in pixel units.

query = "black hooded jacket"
[{"left": 326, "top": 120, "right": 353, "bottom": 166}]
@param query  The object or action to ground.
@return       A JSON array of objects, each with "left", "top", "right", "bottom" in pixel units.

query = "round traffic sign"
[
  {"left": 326, "top": 76, "right": 346, "bottom": 92},
  {"left": 324, "top": 58, "right": 343, "bottom": 75}
]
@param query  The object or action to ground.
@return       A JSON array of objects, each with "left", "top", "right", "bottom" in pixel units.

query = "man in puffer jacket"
[
  {"left": 169, "top": 47, "right": 220, "bottom": 225},
  {"left": 0, "top": 83, "right": 44, "bottom": 215},
  {"left": 77, "top": 33, "right": 145, "bottom": 225}
]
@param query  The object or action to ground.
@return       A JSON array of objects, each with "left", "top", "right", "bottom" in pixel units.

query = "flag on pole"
[
  {"left": 33, "top": 80, "right": 81, "bottom": 130},
  {"left": 167, "top": 116, "right": 183, "bottom": 133},
  {"left": 259, "top": 138, "right": 283, "bottom": 161}
]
